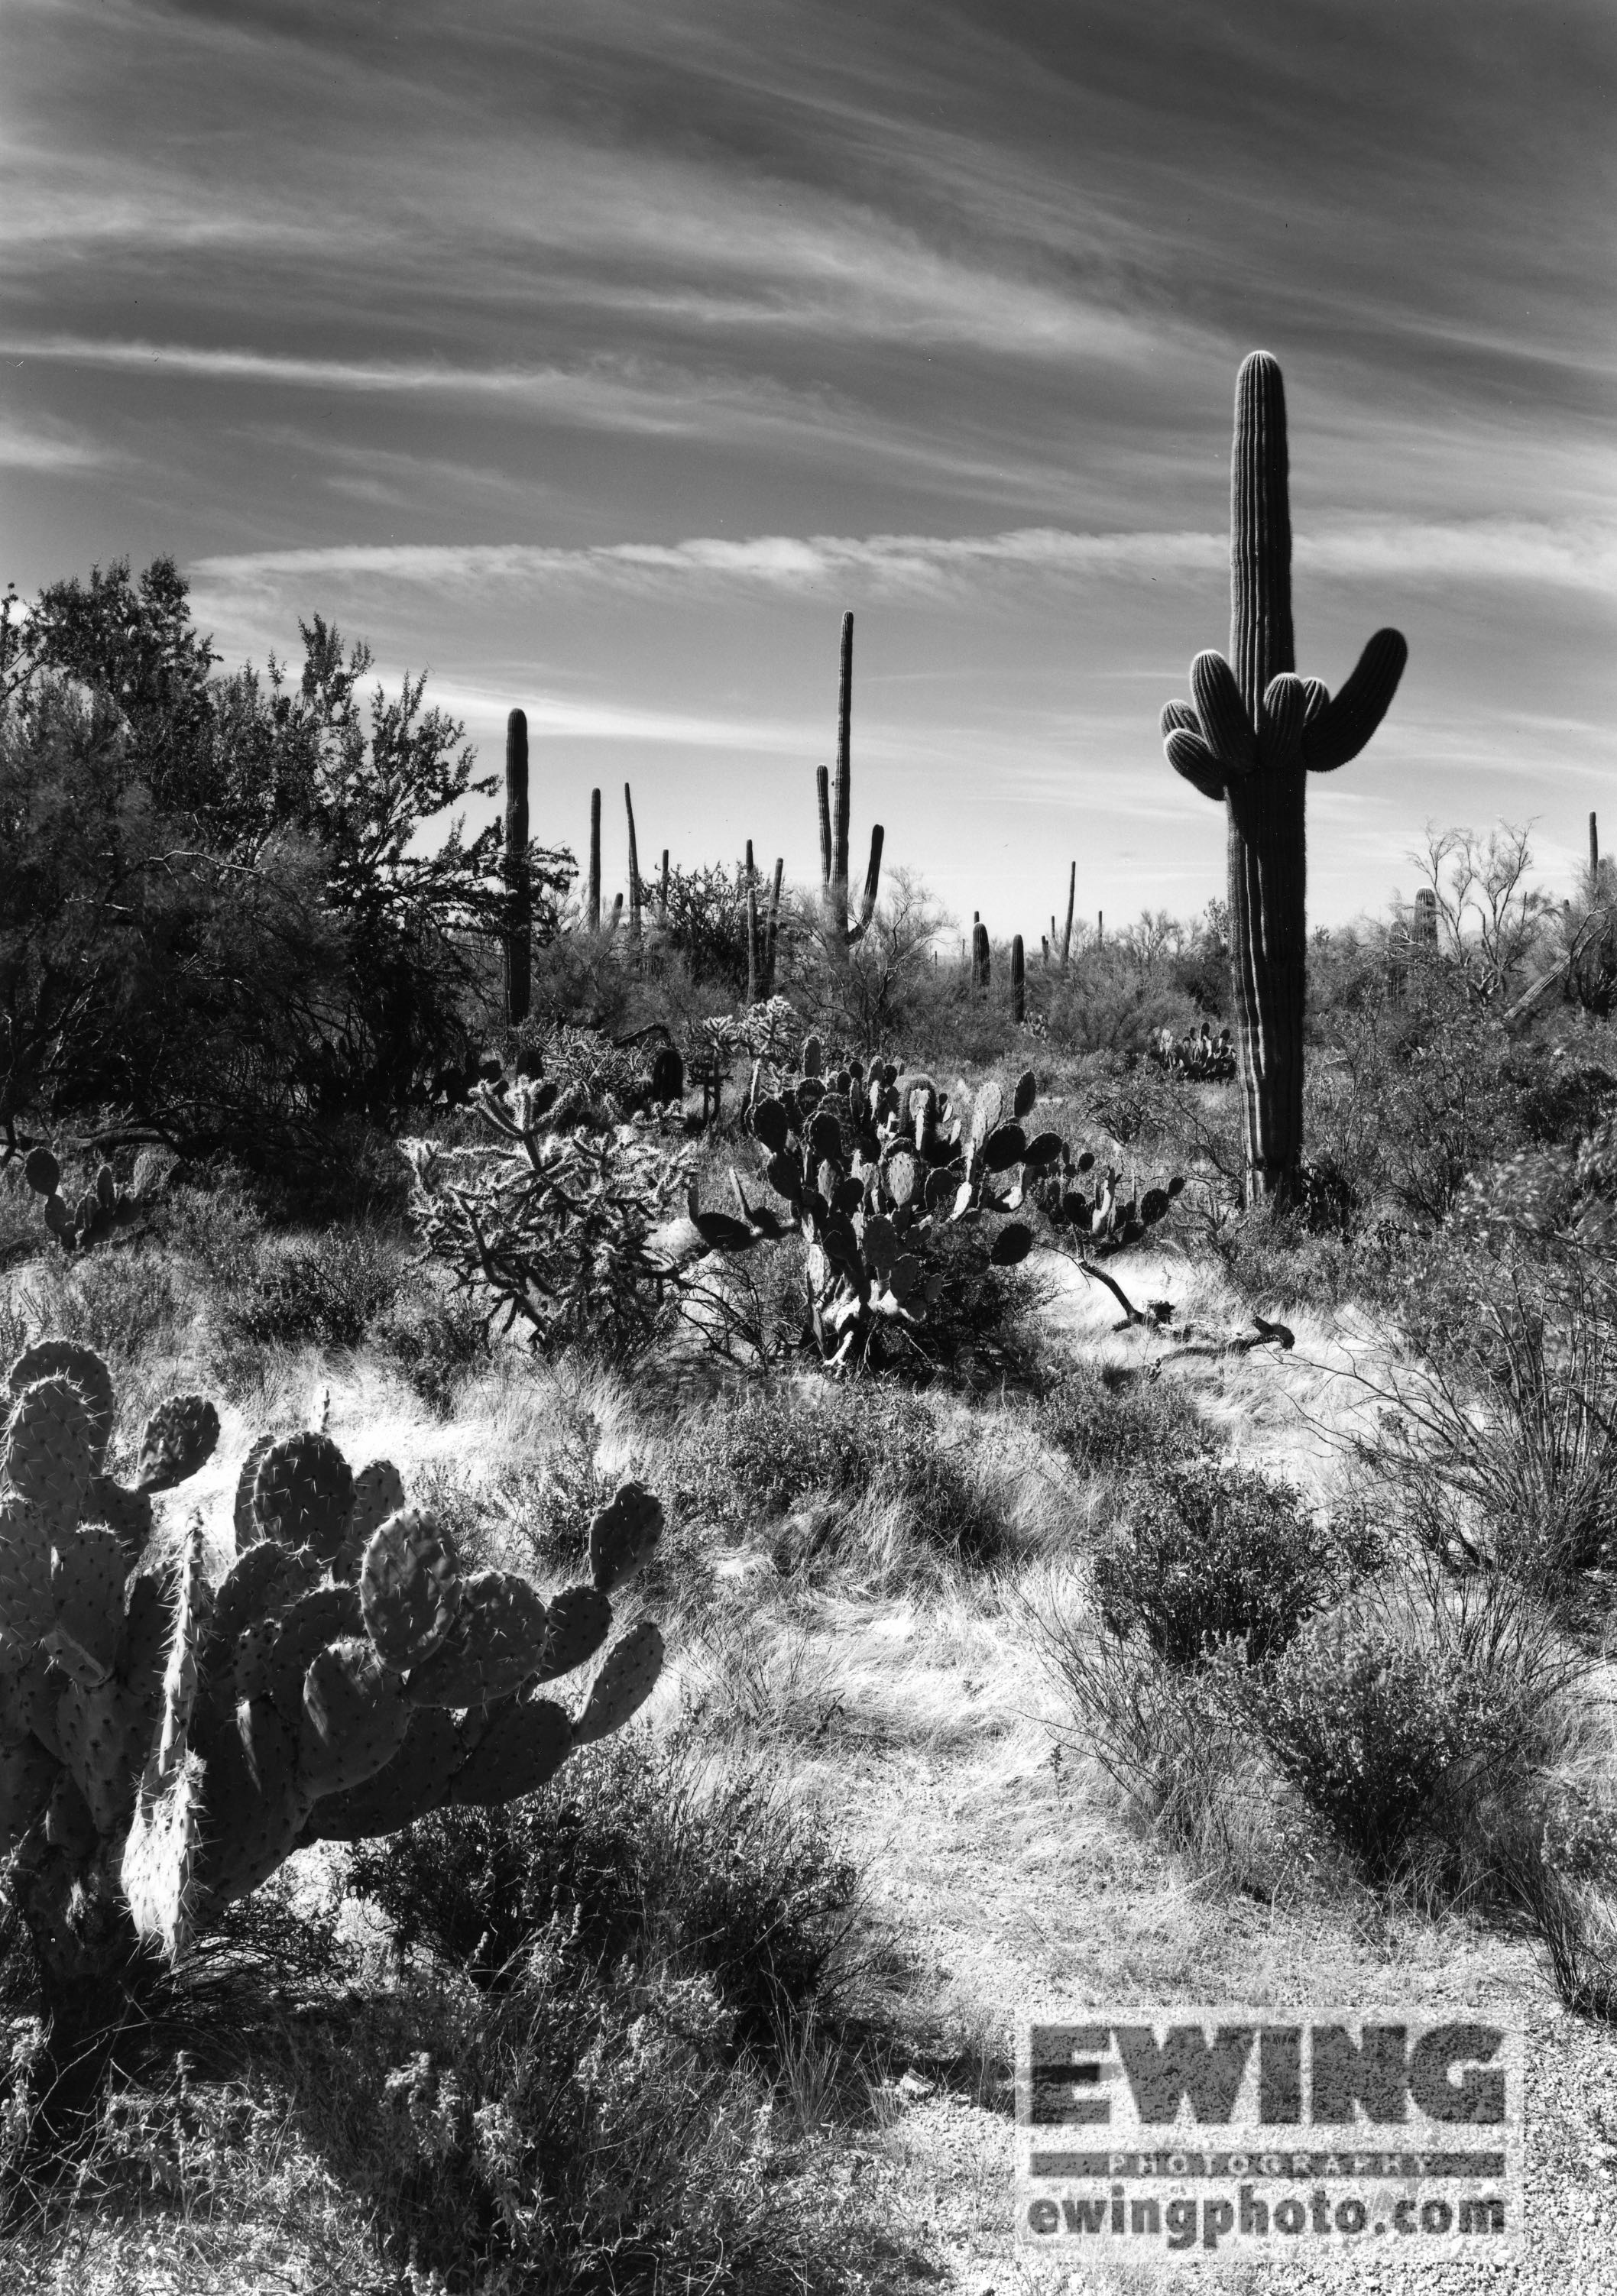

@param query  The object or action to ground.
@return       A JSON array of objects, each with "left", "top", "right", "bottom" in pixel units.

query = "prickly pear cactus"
[
  {"left": 0, "top": 1342, "right": 669, "bottom": 1993},
  {"left": 728, "top": 1048, "right": 1183, "bottom": 1372},
  {"left": 21, "top": 1148, "right": 153, "bottom": 1254}
]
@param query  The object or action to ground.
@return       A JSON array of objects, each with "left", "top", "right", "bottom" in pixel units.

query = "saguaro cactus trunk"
[
  {"left": 503, "top": 708, "right": 530, "bottom": 1026},
  {"left": 625, "top": 784, "right": 643, "bottom": 946},
  {"left": 1011, "top": 934, "right": 1026, "bottom": 1023},
  {"left": 1161, "top": 351, "right": 1408, "bottom": 1205},
  {"left": 832, "top": 611, "right": 853, "bottom": 912},
  {"left": 588, "top": 789, "right": 602, "bottom": 933},
  {"left": 1061, "top": 862, "right": 1075, "bottom": 969},
  {"left": 763, "top": 858, "right": 784, "bottom": 995}
]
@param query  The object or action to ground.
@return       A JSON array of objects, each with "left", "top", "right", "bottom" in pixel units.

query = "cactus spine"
[
  {"left": 503, "top": 709, "right": 531, "bottom": 1028},
  {"left": 1161, "top": 352, "right": 1407, "bottom": 1203},
  {"left": 587, "top": 789, "right": 601, "bottom": 934},
  {"left": 1011, "top": 934, "right": 1026, "bottom": 1023}
]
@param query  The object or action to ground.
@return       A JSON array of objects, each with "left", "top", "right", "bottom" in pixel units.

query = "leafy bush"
[
  {"left": 670, "top": 1383, "right": 1016, "bottom": 1566},
  {"left": 346, "top": 1735, "right": 860, "bottom": 2051},
  {"left": 1246, "top": 1621, "right": 1521, "bottom": 1885},
  {"left": 1092, "top": 1462, "right": 1370, "bottom": 1669},
  {"left": 1036, "top": 1364, "right": 1209, "bottom": 1478},
  {"left": 373, "top": 1278, "right": 494, "bottom": 1412},
  {"left": 1353, "top": 1255, "right": 1617, "bottom": 1579},
  {"left": 219, "top": 1225, "right": 404, "bottom": 1353}
]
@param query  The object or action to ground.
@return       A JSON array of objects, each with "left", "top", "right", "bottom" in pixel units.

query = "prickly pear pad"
[
  {"left": 572, "top": 1620, "right": 664, "bottom": 1746},
  {"left": 122, "top": 1748, "right": 204, "bottom": 1963},
  {"left": 47, "top": 1524, "right": 128, "bottom": 1687},
  {"left": 446, "top": 1695, "right": 571, "bottom": 1805},
  {"left": 8, "top": 1342, "right": 115, "bottom": 1470},
  {"left": 361, "top": 1507, "right": 461, "bottom": 1668},
  {"left": 299, "top": 1637, "right": 410, "bottom": 1796},
  {"left": 251, "top": 1431, "right": 354, "bottom": 1560},
  {"left": 404, "top": 1569, "right": 550, "bottom": 1707},
  {"left": 587, "top": 1482, "right": 664, "bottom": 1595},
  {"left": 135, "top": 1394, "right": 221, "bottom": 1496},
  {"left": 5, "top": 1375, "right": 97, "bottom": 1524},
  {"left": 533, "top": 1585, "right": 613, "bottom": 1681}
]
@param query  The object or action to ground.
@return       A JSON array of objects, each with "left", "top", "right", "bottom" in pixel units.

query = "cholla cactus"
[{"left": 0, "top": 1340, "right": 667, "bottom": 2000}]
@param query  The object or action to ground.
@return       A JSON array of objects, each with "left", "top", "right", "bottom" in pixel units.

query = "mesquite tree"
[{"left": 1161, "top": 352, "right": 1408, "bottom": 1204}]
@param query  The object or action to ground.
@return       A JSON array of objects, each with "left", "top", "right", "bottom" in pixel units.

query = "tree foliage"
[{"left": 0, "top": 558, "right": 572, "bottom": 1156}]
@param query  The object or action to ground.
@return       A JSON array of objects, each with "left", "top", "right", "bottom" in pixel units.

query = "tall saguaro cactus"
[
  {"left": 1161, "top": 352, "right": 1408, "bottom": 1204},
  {"left": 587, "top": 789, "right": 602, "bottom": 934},
  {"left": 832, "top": 610, "right": 853, "bottom": 910},
  {"left": 815, "top": 612, "right": 885, "bottom": 954},
  {"left": 1011, "top": 934, "right": 1026, "bottom": 1023},
  {"left": 503, "top": 711, "right": 531, "bottom": 1027},
  {"left": 625, "top": 785, "right": 643, "bottom": 946}
]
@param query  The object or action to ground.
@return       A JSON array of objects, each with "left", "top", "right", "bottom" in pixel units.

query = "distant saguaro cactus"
[
  {"left": 972, "top": 921, "right": 991, "bottom": 994},
  {"left": 1161, "top": 352, "right": 1407, "bottom": 1203},
  {"left": 815, "top": 612, "right": 884, "bottom": 955},
  {"left": 1011, "top": 934, "right": 1026, "bottom": 1023},
  {"left": 503, "top": 710, "right": 531, "bottom": 1026},
  {"left": 1061, "top": 862, "right": 1075, "bottom": 969},
  {"left": 625, "top": 784, "right": 643, "bottom": 946}
]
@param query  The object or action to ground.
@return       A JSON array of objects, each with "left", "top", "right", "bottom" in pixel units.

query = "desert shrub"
[
  {"left": 1511, "top": 1052, "right": 1617, "bottom": 1146},
  {"left": 1092, "top": 1462, "right": 1373, "bottom": 1669},
  {"left": 670, "top": 1384, "right": 1016, "bottom": 1566},
  {"left": 373, "top": 1278, "right": 494, "bottom": 1412},
  {"left": 1036, "top": 1363, "right": 1210, "bottom": 1478},
  {"left": 1246, "top": 1618, "right": 1531, "bottom": 1888},
  {"left": 21, "top": 1938, "right": 834, "bottom": 2294},
  {"left": 1353, "top": 1255, "right": 1617, "bottom": 1579},
  {"left": 9, "top": 1239, "right": 193, "bottom": 1368},
  {"left": 346, "top": 1734, "right": 860, "bottom": 2051},
  {"left": 219, "top": 1224, "right": 404, "bottom": 1354}
]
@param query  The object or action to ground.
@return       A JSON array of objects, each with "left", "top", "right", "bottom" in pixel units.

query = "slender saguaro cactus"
[
  {"left": 745, "top": 881, "right": 759, "bottom": 1005},
  {"left": 1161, "top": 351, "right": 1407, "bottom": 1204},
  {"left": 972, "top": 921, "right": 991, "bottom": 994},
  {"left": 762, "top": 858, "right": 784, "bottom": 996},
  {"left": 1061, "top": 862, "right": 1076, "bottom": 969},
  {"left": 624, "top": 785, "right": 643, "bottom": 946},
  {"left": 1011, "top": 934, "right": 1026, "bottom": 1023},
  {"left": 832, "top": 611, "right": 853, "bottom": 910},
  {"left": 659, "top": 849, "right": 670, "bottom": 923},
  {"left": 503, "top": 709, "right": 530, "bottom": 1027},
  {"left": 1591, "top": 811, "right": 1600, "bottom": 890},
  {"left": 812, "top": 613, "right": 884, "bottom": 952},
  {"left": 1042, "top": 934, "right": 1050, "bottom": 967},
  {"left": 587, "top": 789, "right": 602, "bottom": 934}
]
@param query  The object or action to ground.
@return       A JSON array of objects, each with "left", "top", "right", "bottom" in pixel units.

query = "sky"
[{"left": 4, "top": 0, "right": 1615, "bottom": 937}]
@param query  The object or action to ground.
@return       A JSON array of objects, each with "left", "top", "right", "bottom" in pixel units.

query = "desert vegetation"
[{"left": 3, "top": 353, "right": 1615, "bottom": 2290}]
